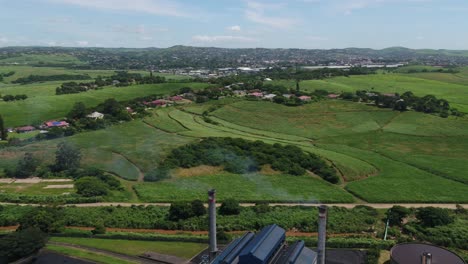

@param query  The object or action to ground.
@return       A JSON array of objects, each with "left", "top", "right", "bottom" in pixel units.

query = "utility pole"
[{"left": 383, "top": 210, "right": 390, "bottom": 241}]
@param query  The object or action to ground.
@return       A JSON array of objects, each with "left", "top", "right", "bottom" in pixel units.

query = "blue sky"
[{"left": 0, "top": 0, "right": 467, "bottom": 49}]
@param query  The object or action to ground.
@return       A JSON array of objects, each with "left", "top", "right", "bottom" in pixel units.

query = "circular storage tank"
[{"left": 390, "top": 243, "right": 465, "bottom": 264}]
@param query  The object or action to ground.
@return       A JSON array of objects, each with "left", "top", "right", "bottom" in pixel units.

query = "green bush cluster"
[
  {"left": 0, "top": 205, "right": 378, "bottom": 234},
  {"left": 164, "top": 137, "right": 339, "bottom": 183}
]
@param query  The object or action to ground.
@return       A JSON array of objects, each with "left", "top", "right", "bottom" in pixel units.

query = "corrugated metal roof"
[
  {"left": 212, "top": 232, "right": 255, "bottom": 264},
  {"left": 239, "top": 224, "right": 286, "bottom": 264}
]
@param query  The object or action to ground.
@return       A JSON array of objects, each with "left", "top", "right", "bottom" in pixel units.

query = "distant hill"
[{"left": 1, "top": 46, "right": 468, "bottom": 69}]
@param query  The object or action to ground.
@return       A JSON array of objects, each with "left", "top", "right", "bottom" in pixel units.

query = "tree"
[
  {"left": 15, "top": 153, "right": 39, "bottom": 178},
  {"left": 92, "top": 221, "right": 106, "bottom": 235},
  {"left": 75, "top": 177, "right": 109, "bottom": 197},
  {"left": 18, "top": 207, "right": 64, "bottom": 233},
  {"left": 0, "top": 228, "right": 47, "bottom": 263},
  {"left": 416, "top": 207, "right": 454, "bottom": 227},
  {"left": 168, "top": 202, "right": 193, "bottom": 221},
  {"left": 54, "top": 142, "right": 81, "bottom": 171},
  {"left": 0, "top": 114, "right": 6, "bottom": 141},
  {"left": 191, "top": 199, "right": 206, "bottom": 217},
  {"left": 67, "top": 102, "right": 87, "bottom": 120},
  {"left": 219, "top": 199, "right": 241, "bottom": 215},
  {"left": 386, "top": 206, "right": 410, "bottom": 226}
]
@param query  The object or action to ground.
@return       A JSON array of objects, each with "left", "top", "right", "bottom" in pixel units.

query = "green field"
[
  {"left": 274, "top": 71, "right": 468, "bottom": 112},
  {"left": 46, "top": 244, "right": 135, "bottom": 264},
  {"left": 1, "top": 65, "right": 468, "bottom": 203},
  {"left": 49, "top": 237, "right": 206, "bottom": 259},
  {"left": 0, "top": 82, "right": 209, "bottom": 127},
  {"left": 134, "top": 173, "right": 355, "bottom": 202},
  {"left": 3, "top": 98, "right": 467, "bottom": 202}
]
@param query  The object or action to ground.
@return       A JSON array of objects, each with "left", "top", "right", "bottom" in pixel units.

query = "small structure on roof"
[
  {"left": 86, "top": 111, "right": 104, "bottom": 120},
  {"left": 298, "top": 95, "right": 312, "bottom": 102},
  {"left": 16, "top": 126, "right": 36, "bottom": 133},
  {"left": 327, "top": 94, "right": 340, "bottom": 99},
  {"left": 44, "top": 120, "right": 69, "bottom": 128}
]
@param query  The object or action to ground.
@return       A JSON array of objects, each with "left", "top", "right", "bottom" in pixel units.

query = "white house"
[
  {"left": 263, "top": 94, "right": 277, "bottom": 100},
  {"left": 87, "top": 111, "right": 104, "bottom": 120}
]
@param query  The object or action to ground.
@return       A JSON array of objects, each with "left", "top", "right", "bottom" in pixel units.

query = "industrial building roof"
[
  {"left": 211, "top": 225, "right": 317, "bottom": 264},
  {"left": 239, "top": 224, "right": 285, "bottom": 264}
]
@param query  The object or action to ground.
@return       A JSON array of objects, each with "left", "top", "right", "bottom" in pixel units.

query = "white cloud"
[
  {"left": 47, "top": 0, "right": 190, "bottom": 17},
  {"left": 0, "top": 37, "right": 8, "bottom": 44},
  {"left": 192, "top": 35, "right": 257, "bottom": 43},
  {"left": 332, "top": 0, "right": 433, "bottom": 15},
  {"left": 244, "top": 1, "right": 297, "bottom": 29},
  {"left": 227, "top": 25, "right": 241, "bottom": 32},
  {"left": 76, "top": 40, "right": 89, "bottom": 46}
]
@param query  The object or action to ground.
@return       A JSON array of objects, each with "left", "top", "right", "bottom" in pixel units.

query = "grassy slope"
[
  {"left": 134, "top": 173, "right": 355, "bottom": 202},
  {"left": 0, "top": 82, "right": 209, "bottom": 127},
  {"left": 49, "top": 237, "right": 205, "bottom": 259}
]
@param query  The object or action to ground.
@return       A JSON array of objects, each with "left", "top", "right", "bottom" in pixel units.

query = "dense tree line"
[
  {"left": 0, "top": 114, "right": 6, "bottom": 141},
  {"left": 12, "top": 74, "right": 91, "bottom": 84},
  {"left": 1, "top": 94, "right": 27, "bottom": 101},
  {"left": 0, "top": 204, "right": 379, "bottom": 233},
  {"left": 55, "top": 81, "right": 104, "bottom": 95},
  {"left": 348, "top": 90, "right": 462, "bottom": 118},
  {"left": 162, "top": 137, "right": 340, "bottom": 183}
]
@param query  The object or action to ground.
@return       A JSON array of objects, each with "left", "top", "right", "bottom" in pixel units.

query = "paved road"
[{"left": 1, "top": 202, "right": 467, "bottom": 209}]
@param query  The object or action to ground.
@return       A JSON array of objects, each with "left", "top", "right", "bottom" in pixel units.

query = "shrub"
[
  {"left": 0, "top": 228, "right": 47, "bottom": 263},
  {"left": 75, "top": 177, "right": 109, "bottom": 197},
  {"left": 416, "top": 207, "right": 454, "bottom": 227},
  {"left": 219, "top": 199, "right": 241, "bottom": 216}
]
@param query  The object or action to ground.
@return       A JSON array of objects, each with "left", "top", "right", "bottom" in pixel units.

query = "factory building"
[{"left": 211, "top": 224, "right": 317, "bottom": 264}]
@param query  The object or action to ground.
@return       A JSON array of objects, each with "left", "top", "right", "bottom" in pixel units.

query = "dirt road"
[{"left": 1, "top": 202, "right": 466, "bottom": 209}]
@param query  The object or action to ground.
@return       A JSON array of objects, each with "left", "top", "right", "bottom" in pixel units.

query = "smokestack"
[
  {"left": 422, "top": 252, "right": 432, "bottom": 264},
  {"left": 317, "top": 205, "right": 328, "bottom": 264},
  {"left": 208, "top": 189, "right": 218, "bottom": 259}
]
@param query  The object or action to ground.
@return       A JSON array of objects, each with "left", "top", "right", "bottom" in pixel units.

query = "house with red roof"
[
  {"left": 327, "top": 94, "right": 340, "bottom": 99},
  {"left": 16, "top": 126, "right": 36, "bottom": 133},
  {"left": 298, "top": 95, "right": 312, "bottom": 102},
  {"left": 248, "top": 92, "right": 263, "bottom": 98},
  {"left": 170, "top": 96, "right": 183, "bottom": 101},
  {"left": 44, "top": 120, "right": 69, "bottom": 128}
]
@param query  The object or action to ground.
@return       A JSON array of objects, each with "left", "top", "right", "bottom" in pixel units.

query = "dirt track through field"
[{"left": 1, "top": 202, "right": 466, "bottom": 209}]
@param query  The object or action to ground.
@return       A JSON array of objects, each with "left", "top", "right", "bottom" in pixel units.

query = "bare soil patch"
[
  {"left": 44, "top": 184, "right": 74, "bottom": 189},
  {"left": 174, "top": 165, "right": 223, "bottom": 178}
]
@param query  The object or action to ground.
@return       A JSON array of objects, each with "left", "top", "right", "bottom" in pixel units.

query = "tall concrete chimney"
[
  {"left": 317, "top": 205, "right": 328, "bottom": 264},
  {"left": 422, "top": 252, "right": 432, "bottom": 264},
  {"left": 208, "top": 189, "right": 218, "bottom": 259}
]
